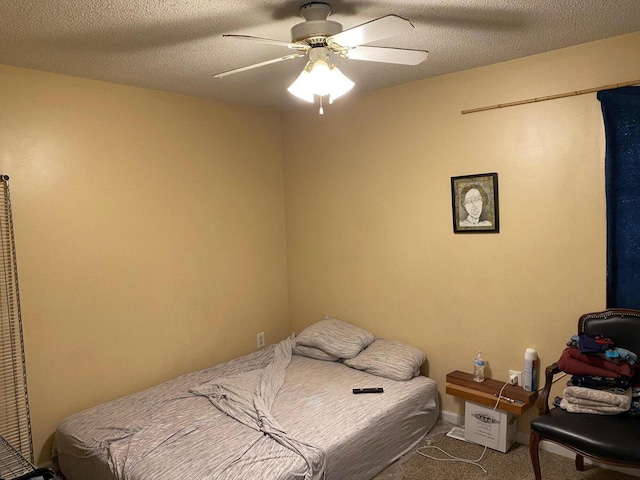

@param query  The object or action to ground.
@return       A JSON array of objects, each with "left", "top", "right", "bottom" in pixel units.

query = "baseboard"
[
  {"left": 440, "top": 409, "right": 462, "bottom": 426},
  {"left": 440, "top": 410, "right": 640, "bottom": 478}
]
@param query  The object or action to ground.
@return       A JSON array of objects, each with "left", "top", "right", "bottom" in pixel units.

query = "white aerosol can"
[{"left": 523, "top": 348, "right": 538, "bottom": 391}]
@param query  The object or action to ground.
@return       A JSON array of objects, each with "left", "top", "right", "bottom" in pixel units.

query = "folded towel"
[{"left": 559, "top": 386, "right": 632, "bottom": 415}]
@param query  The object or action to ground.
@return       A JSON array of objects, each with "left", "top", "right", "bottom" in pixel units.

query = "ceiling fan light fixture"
[
  {"left": 325, "top": 65, "right": 354, "bottom": 103},
  {"left": 287, "top": 56, "right": 354, "bottom": 108},
  {"left": 306, "top": 59, "right": 332, "bottom": 96},
  {"left": 287, "top": 68, "right": 315, "bottom": 103},
  {"left": 218, "top": 5, "right": 428, "bottom": 112}
]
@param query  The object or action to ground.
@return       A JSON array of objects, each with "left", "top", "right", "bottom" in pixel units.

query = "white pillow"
[
  {"left": 294, "top": 316, "right": 375, "bottom": 359},
  {"left": 343, "top": 338, "right": 426, "bottom": 381},
  {"left": 292, "top": 343, "right": 339, "bottom": 362}
]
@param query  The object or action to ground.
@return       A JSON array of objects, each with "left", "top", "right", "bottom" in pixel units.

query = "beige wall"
[
  {"left": 0, "top": 66, "right": 291, "bottom": 463},
  {"left": 281, "top": 32, "right": 640, "bottom": 428},
  {"left": 1, "top": 30, "right": 639, "bottom": 467}
]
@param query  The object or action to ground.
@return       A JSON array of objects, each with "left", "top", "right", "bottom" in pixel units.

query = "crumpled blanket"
[
  {"left": 559, "top": 385, "right": 632, "bottom": 415},
  {"left": 191, "top": 336, "right": 326, "bottom": 480}
]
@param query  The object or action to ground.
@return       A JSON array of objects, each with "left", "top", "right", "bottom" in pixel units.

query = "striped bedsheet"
[{"left": 55, "top": 343, "right": 438, "bottom": 480}]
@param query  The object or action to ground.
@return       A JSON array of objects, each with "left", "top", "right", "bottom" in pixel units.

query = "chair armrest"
[{"left": 535, "top": 362, "right": 561, "bottom": 414}]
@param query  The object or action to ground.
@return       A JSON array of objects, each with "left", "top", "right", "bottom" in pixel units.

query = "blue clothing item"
[
  {"left": 625, "top": 394, "right": 640, "bottom": 417},
  {"left": 611, "top": 346, "right": 638, "bottom": 365},
  {"left": 574, "top": 333, "right": 614, "bottom": 353},
  {"left": 569, "top": 334, "right": 638, "bottom": 365}
]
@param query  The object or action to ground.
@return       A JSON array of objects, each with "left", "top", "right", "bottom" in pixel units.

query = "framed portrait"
[{"left": 451, "top": 172, "right": 499, "bottom": 234}]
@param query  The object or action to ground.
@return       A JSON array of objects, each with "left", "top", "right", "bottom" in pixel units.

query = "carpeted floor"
[{"left": 374, "top": 423, "right": 639, "bottom": 480}]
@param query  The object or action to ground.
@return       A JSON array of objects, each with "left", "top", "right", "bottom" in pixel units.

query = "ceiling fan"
[{"left": 214, "top": 2, "right": 429, "bottom": 113}]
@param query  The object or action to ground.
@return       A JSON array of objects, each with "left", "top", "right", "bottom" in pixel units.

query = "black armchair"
[{"left": 529, "top": 309, "right": 640, "bottom": 479}]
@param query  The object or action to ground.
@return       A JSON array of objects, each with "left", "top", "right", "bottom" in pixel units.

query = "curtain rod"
[{"left": 461, "top": 79, "right": 640, "bottom": 114}]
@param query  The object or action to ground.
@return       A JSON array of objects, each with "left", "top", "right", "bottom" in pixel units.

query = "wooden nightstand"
[{"left": 445, "top": 370, "right": 538, "bottom": 415}]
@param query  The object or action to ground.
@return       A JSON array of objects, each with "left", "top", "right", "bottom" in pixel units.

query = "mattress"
[{"left": 55, "top": 341, "right": 438, "bottom": 480}]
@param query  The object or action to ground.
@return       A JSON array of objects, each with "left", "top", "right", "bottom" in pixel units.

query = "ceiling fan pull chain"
[{"left": 319, "top": 96, "right": 324, "bottom": 115}]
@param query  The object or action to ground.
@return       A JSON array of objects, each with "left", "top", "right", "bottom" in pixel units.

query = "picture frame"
[{"left": 451, "top": 172, "right": 499, "bottom": 234}]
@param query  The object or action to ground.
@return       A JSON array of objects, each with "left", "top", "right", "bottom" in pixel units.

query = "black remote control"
[{"left": 353, "top": 387, "right": 384, "bottom": 394}]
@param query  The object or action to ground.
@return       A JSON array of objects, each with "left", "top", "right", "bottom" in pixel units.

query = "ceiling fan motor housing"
[{"left": 291, "top": 2, "right": 343, "bottom": 47}]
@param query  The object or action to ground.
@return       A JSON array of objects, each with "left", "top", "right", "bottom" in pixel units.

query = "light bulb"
[{"left": 307, "top": 60, "right": 332, "bottom": 97}]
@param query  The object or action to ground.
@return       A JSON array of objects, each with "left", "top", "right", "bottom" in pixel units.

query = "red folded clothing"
[{"left": 557, "top": 347, "right": 634, "bottom": 378}]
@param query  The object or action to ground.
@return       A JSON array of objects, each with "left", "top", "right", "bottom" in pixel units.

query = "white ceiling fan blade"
[
  {"left": 327, "top": 15, "right": 415, "bottom": 48},
  {"left": 214, "top": 53, "right": 305, "bottom": 78},
  {"left": 222, "top": 34, "right": 309, "bottom": 52},
  {"left": 343, "top": 46, "right": 428, "bottom": 65}
]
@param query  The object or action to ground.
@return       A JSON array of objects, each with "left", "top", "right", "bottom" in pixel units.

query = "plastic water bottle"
[
  {"left": 523, "top": 348, "right": 538, "bottom": 391},
  {"left": 473, "top": 350, "right": 485, "bottom": 382}
]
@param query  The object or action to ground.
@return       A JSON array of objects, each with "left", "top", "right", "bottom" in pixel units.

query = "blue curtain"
[{"left": 598, "top": 86, "right": 640, "bottom": 309}]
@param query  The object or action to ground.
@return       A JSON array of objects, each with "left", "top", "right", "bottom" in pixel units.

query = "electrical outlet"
[
  {"left": 509, "top": 370, "right": 522, "bottom": 386},
  {"left": 257, "top": 332, "right": 265, "bottom": 349}
]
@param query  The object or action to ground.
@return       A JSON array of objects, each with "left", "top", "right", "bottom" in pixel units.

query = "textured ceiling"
[{"left": 1, "top": 0, "right": 640, "bottom": 111}]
